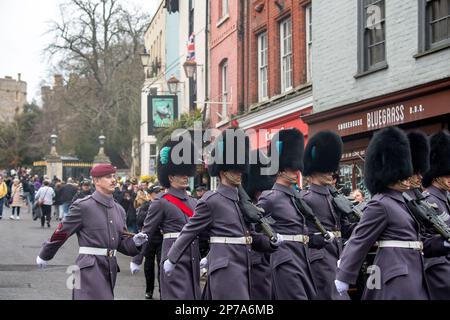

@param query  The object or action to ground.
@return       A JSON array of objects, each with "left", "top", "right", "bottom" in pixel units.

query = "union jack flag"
[{"left": 187, "top": 33, "right": 195, "bottom": 61}]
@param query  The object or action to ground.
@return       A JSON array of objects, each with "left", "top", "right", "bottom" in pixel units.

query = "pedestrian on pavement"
[
  {"left": 59, "top": 178, "right": 78, "bottom": 218},
  {"left": 10, "top": 178, "right": 25, "bottom": 220},
  {"left": 71, "top": 179, "right": 93, "bottom": 204},
  {"left": 0, "top": 174, "right": 8, "bottom": 219},
  {"left": 36, "top": 163, "right": 148, "bottom": 300},
  {"left": 35, "top": 180, "right": 56, "bottom": 228},
  {"left": 130, "top": 184, "right": 164, "bottom": 299},
  {"left": 335, "top": 127, "right": 430, "bottom": 300}
]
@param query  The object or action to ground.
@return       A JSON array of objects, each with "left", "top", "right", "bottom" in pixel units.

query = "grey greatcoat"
[
  {"left": 300, "top": 183, "right": 354, "bottom": 300},
  {"left": 423, "top": 185, "right": 450, "bottom": 300},
  {"left": 142, "top": 187, "right": 201, "bottom": 300},
  {"left": 336, "top": 189, "right": 430, "bottom": 300},
  {"left": 258, "top": 183, "right": 317, "bottom": 300},
  {"left": 39, "top": 191, "right": 140, "bottom": 300},
  {"left": 167, "top": 183, "right": 274, "bottom": 300}
]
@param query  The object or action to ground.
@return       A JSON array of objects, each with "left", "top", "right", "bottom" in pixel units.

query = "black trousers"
[
  {"left": 144, "top": 241, "right": 162, "bottom": 295},
  {"left": 40, "top": 205, "right": 52, "bottom": 226}
]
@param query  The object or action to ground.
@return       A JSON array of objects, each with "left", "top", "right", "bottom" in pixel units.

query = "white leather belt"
[
  {"left": 377, "top": 240, "right": 423, "bottom": 251},
  {"left": 79, "top": 246, "right": 117, "bottom": 257},
  {"left": 210, "top": 236, "right": 252, "bottom": 245},
  {"left": 163, "top": 232, "right": 180, "bottom": 239},
  {"left": 279, "top": 234, "right": 309, "bottom": 244}
]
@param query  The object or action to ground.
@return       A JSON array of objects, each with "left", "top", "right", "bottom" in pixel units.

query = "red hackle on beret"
[{"left": 90, "top": 164, "right": 117, "bottom": 177}]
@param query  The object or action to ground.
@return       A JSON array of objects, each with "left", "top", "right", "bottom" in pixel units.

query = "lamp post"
[
  {"left": 140, "top": 49, "right": 151, "bottom": 78},
  {"left": 183, "top": 60, "right": 198, "bottom": 79},
  {"left": 49, "top": 133, "right": 58, "bottom": 156},
  {"left": 167, "top": 75, "right": 180, "bottom": 95}
]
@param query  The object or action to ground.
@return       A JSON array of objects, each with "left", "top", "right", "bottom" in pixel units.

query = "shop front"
[{"left": 303, "top": 77, "right": 450, "bottom": 195}]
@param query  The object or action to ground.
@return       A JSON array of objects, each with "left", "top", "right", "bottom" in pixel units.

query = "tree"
[
  {"left": 0, "top": 103, "right": 44, "bottom": 168},
  {"left": 41, "top": 0, "right": 149, "bottom": 166}
]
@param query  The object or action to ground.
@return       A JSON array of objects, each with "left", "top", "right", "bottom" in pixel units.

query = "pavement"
[{"left": 0, "top": 205, "right": 157, "bottom": 300}]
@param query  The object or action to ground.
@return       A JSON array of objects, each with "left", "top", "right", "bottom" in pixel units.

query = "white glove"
[
  {"left": 132, "top": 232, "right": 148, "bottom": 247},
  {"left": 271, "top": 233, "right": 284, "bottom": 247},
  {"left": 36, "top": 256, "right": 48, "bottom": 269},
  {"left": 444, "top": 241, "right": 450, "bottom": 248},
  {"left": 200, "top": 257, "right": 208, "bottom": 269},
  {"left": 325, "top": 231, "right": 336, "bottom": 243},
  {"left": 337, "top": 259, "right": 341, "bottom": 268},
  {"left": 130, "top": 261, "right": 140, "bottom": 274},
  {"left": 334, "top": 279, "right": 349, "bottom": 295},
  {"left": 163, "top": 259, "right": 175, "bottom": 276}
]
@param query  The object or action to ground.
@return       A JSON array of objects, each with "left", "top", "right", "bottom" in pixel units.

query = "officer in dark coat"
[
  {"left": 36, "top": 164, "right": 147, "bottom": 300},
  {"left": 422, "top": 130, "right": 450, "bottom": 299},
  {"left": 335, "top": 127, "right": 430, "bottom": 300},
  {"left": 242, "top": 150, "right": 276, "bottom": 300},
  {"left": 142, "top": 136, "right": 201, "bottom": 300},
  {"left": 300, "top": 131, "right": 355, "bottom": 300},
  {"left": 258, "top": 128, "right": 320, "bottom": 300},
  {"left": 166, "top": 128, "right": 282, "bottom": 300}
]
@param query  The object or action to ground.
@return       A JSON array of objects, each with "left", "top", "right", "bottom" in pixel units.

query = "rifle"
[
  {"left": 292, "top": 194, "right": 333, "bottom": 241},
  {"left": 403, "top": 189, "right": 450, "bottom": 242},
  {"left": 328, "top": 185, "right": 362, "bottom": 222},
  {"left": 237, "top": 185, "right": 278, "bottom": 243}
]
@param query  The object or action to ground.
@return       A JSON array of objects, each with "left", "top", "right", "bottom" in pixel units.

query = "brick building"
[
  {"left": 0, "top": 74, "right": 27, "bottom": 122},
  {"left": 237, "top": 0, "right": 313, "bottom": 153}
]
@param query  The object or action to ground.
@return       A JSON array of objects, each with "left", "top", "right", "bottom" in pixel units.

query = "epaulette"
[
  {"left": 201, "top": 190, "right": 217, "bottom": 201},
  {"left": 74, "top": 195, "right": 93, "bottom": 204},
  {"left": 260, "top": 189, "right": 274, "bottom": 198}
]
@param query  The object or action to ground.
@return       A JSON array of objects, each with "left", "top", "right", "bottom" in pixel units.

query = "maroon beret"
[{"left": 90, "top": 164, "right": 117, "bottom": 178}]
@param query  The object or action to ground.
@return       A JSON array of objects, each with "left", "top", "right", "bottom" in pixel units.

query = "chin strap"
[
  {"left": 223, "top": 172, "right": 241, "bottom": 186},
  {"left": 408, "top": 177, "right": 422, "bottom": 189},
  {"left": 434, "top": 177, "right": 450, "bottom": 192},
  {"left": 279, "top": 171, "right": 297, "bottom": 185}
]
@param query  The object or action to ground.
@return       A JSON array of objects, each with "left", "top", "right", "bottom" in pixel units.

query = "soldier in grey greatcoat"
[
  {"left": 36, "top": 164, "right": 148, "bottom": 300},
  {"left": 421, "top": 131, "right": 450, "bottom": 299},
  {"left": 164, "top": 128, "right": 282, "bottom": 300},
  {"left": 242, "top": 150, "right": 276, "bottom": 300},
  {"left": 258, "top": 128, "right": 325, "bottom": 300},
  {"left": 141, "top": 137, "right": 202, "bottom": 300},
  {"left": 300, "top": 131, "right": 356, "bottom": 300},
  {"left": 335, "top": 127, "right": 430, "bottom": 300}
]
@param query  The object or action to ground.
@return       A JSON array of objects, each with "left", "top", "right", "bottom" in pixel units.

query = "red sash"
[{"left": 162, "top": 194, "right": 194, "bottom": 217}]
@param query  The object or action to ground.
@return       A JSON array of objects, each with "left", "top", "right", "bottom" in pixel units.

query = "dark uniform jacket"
[
  {"left": 39, "top": 191, "right": 140, "bottom": 300},
  {"left": 336, "top": 189, "right": 430, "bottom": 300},
  {"left": 142, "top": 187, "right": 201, "bottom": 300}
]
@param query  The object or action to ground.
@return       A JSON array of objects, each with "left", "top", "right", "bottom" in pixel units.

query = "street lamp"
[
  {"left": 167, "top": 75, "right": 180, "bottom": 94},
  {"left": 140, "top": 49, "right": 151, "bottom": 68},
  {"left": 183, "top": 60, "right": 197, "bottom": 78},
  {"left": 49, "top": 132, "right": 58, "bottom": 156},
  {"left": 98, "top": 134, "right": 106, "bottom": 147}
]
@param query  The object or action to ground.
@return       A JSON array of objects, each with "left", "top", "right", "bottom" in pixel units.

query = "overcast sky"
[{"left": 0, "top": 0, "right": 160, "bottom": 104}]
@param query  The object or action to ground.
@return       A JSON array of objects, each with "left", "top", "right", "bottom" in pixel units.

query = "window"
[
  {"left": 305, "top": 5, "right": 312, "bottom": 82},
  {"left": 280, "top": 17, "right": 292, "bottom": 92},
  {"left": 358, "top": 0, "right": 386, "bottom": 73},
  {"left": 258, "top": 32, "right": 268, "bottom": 101},
  {"left": 221, "top": 0, "right": 229, "bottom": 18},
  {"left": 221, "top": 62, "right": 228, "bottom": 119},
  {"left": 420, "top": 0, "right": 450, "bottom": 51}
]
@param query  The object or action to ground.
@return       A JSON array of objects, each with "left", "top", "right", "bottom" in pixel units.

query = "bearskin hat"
[
  {"left": 422, "top": 130, "right": 450, "bottom": 188},
  {"left": 157, "top": 135, "right": 197, "bottom": 188},
  {"left": 207, "top": 128, "right": 250, "bottom": 177},
  {"left": 242, "top": 149, "right": 276, "bottom": 200},
  {"left": 407, "top": 131, "right": 430, "bottom": 175},
  {"left": 303, "top": 131, "right": 343, "bottom": 176},
  {"left": 267, "top": 128, "right": 305, "bottom": 172},
  {"left": 364, "top": 127, "right": 413, "bottom": 195}
]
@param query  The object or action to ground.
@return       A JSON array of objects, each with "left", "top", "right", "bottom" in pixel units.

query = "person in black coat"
[{"left": 71, "top": 180, "right": 93, "bottom": 204}]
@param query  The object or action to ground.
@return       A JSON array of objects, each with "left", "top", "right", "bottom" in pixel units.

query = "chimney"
[{"left": 17, "top": 73, "right": 21, "bottom": 81}]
